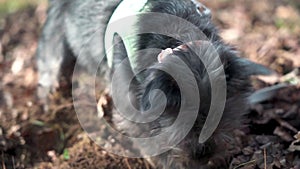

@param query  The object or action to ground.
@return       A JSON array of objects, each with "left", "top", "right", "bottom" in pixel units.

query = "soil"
[{"left": 0, "top": 0, "right": 299, "bottom": 168}]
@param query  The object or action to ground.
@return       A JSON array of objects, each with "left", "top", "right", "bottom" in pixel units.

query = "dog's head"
[
  {"left": 140, "top": 42, "right": 272, "bottom": 168},
  {"left": 110, "top": 35, "right": 271, "bottom": 164}
]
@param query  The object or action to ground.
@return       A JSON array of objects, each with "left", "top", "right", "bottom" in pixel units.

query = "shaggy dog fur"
[{"left": 36, "top": 0, "right": 271, "bottom": 168}]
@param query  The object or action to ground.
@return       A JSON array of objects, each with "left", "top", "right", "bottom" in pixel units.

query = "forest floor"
[{"left": 0, "top": 0, "right": 300, "bottom": 168}]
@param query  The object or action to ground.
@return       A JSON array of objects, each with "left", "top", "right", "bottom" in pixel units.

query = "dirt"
[{"left": 0, "top": 0, "right": 299, "bottom": 168}]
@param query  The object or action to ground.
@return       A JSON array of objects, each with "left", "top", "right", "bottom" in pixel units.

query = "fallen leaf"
[{"left": 288, "top": 132, "right": 300, "bottom": 152}]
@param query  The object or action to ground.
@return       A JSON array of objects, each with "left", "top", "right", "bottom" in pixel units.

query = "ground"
[{"left": 0, "top": 0, "right": 299, "bottom": 168}]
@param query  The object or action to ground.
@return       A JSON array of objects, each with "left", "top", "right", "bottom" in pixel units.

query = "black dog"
[{"left": 36, "top": 0, "right": 271, "bottom": 168}]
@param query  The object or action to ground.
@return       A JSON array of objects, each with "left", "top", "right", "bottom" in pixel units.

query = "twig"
[
  {"left": 124, "top": 158, "right": 132, "bottom": 169},
  {"left": 233, "top": 160, "right": 256, "bottom": 169},
  {"left": 52, "top": 102, "right": 74, "bottom": 114},
  {"left": 264, "top": 148, "right": 267, "bottom": 169},
  {"left": 1, "top": 151, "right": 6, "bottom": 169},
  {"left": 120, "top": 149, "right": 132, "bottom": 169},
  {"left": 12, "top": 156, "right": 16, "bottom": 169},
  {"left": 144, "top": 159, "right": 151, "bottom": 169}
]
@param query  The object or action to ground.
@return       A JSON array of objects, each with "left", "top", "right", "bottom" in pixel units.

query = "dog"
[{"left": 36, "top": 0, "right": 272, "bottom": 168}]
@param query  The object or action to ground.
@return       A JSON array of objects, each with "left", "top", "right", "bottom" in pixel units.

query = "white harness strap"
[{"left": 104, "top": 0, "right": 148, "bottom": 68}]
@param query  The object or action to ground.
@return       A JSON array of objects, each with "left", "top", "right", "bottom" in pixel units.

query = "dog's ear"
[
  {"left": 111, "top": 33, "right": 130, "bottom": 71},
  {"left": 111, "top": 33, "right": 140, "bottom": 109},
  {"left": 238, "top": 58, "right": 273, "bottom": 76},
  {"left": 227, "top": 54, "right": 274, "bottom": 77}
]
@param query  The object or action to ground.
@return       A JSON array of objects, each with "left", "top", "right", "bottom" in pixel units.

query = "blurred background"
[{"left": 0, "top": 0, "right": 299, "bottom": 168}]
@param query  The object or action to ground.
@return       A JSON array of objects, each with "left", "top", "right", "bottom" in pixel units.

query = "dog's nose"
[{"left": 158, "top": 48, "right": 173, "bottom": 63}]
